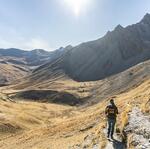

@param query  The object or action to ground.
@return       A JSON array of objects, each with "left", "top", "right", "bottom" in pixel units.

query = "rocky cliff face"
[{"left": 63, "top": 13, "right": 150, "bottom": 81}]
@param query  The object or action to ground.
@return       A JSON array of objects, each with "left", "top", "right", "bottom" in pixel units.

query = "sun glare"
[{"left": 64, "top": 0, "right": 90, "bottom": 16}]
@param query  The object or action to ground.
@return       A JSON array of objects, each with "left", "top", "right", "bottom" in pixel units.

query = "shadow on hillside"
[
  {"left": 12, "top": 90, "right": 82, "bottom": 106},
  {"left": 0, "top": 84, "right": 9, "bottom": 87}
]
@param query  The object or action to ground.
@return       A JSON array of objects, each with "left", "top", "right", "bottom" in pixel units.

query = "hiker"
[{"left": 105, "top": 99, "right": 118, "bottom": 139}]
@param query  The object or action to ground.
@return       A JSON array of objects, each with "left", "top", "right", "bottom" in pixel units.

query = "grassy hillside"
[
  {"left": 0, "top": 78, "right": 149, "bottom": 148},
  {"left": 10, "top": 60, "right": 150, "bottom": 106},
  {"left": 0, "top": 60, "right": 149, "bottom": 148},
  {"left": 0, "top": 63, "right": 28, "bottom": 86}
]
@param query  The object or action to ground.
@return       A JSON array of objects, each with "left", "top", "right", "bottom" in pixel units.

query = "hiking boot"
[{"left": 107, "top": 134, "right": 109, "bottom": 138}]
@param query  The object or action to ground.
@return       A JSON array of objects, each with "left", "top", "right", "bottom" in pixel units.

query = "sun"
[{"left": 64, "top": 0, "right": 90, "bottom": 16}]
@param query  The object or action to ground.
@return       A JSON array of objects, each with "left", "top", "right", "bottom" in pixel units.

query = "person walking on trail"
[{"left": 105, "top": 99, "right": 118, "bottom": 139}]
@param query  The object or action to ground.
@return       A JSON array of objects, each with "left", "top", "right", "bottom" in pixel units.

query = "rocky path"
[
  {"left": 125, "top": 107, "right": 150, "bottom": 149},
  {"left": 105, "top": 138, "right": 125, "bottom": 149},
  {"left": 104, "top": 129, "right": 126, "bottom": 149},
  {"left": 69, "top": 131, "right": 126, "bottom": 149}
]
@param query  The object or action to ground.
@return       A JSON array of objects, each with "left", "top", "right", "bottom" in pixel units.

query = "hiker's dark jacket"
[{"left": 105, "top": 104, "right": 118, "bottom": 120}]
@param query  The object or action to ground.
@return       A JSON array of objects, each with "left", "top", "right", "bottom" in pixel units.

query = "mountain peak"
[
  {"left": 144, "top": 13, "right": 150, "bottom": 18},
  {"left": 65, "top": 45, "right": 73, "bottom": 50},
  {"left": 115, "top": 24, "right": 124, "bottom": 31},
  {"left": 141, "top": 13, "right": 150, "bottom": 24}
]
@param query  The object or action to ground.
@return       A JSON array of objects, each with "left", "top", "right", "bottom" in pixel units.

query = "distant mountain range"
[
  {"left": 0, "top": 13, "right": 150, "bottom": 85},
  {"left": 0, "top": 45, "right": 73, "bottom": 67},
  {"left": 0, "top": 48, "right": 54, "bottom": 66},
  {"left": 0, "top": 46, "right": 72, "bottom": 85}
]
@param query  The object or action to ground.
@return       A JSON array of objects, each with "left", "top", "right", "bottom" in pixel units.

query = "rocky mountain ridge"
[{"left": 62, "top": 13, "right": 150, "bottom": 81}]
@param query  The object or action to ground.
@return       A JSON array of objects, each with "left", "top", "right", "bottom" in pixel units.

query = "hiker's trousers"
[{"left": 107, "top": 118, "right": 116, "bottom": 137}]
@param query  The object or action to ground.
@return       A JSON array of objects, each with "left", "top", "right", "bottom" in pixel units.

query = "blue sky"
[{"left": 0, "top": 0, "right": 150, "bottom": 51}]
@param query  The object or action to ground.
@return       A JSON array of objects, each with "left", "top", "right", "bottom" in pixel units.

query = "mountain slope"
[
  {"left": 12, "top": 59, "right": 150, "bottom": 106},
  {"left": 0, "top": 63, "right": 28, "bottom": 86},
  {"left": 0, "top": 48, "right": 52, "bottom": 85},
  {"left": 63, "top": 13, "right": 150, "bottom": 81},
  {"left": 26, "top": 13, "right": 150, "bottom": 82}
]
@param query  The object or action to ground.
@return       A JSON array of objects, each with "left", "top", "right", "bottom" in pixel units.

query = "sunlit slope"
[
  {"left": 0, "top": 63, "right": 28, "bottom": 86},
  {"left": 0, "top": 77, "right": 149, "bottom": 148}
]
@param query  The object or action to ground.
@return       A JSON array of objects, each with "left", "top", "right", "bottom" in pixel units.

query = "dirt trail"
[{"left": 104, "top": 129, "right": 126, "bottom": 149}]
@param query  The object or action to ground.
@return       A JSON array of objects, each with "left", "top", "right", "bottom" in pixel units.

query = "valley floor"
[{"left": 0, "top": 78, "right": 149, "bottom": 149}]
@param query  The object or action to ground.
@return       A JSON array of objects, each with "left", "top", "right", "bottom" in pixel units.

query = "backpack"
[
  {"left": 107, "top": 106, "right": 115, "bottom": 114},
  {"left": 106, "top": 105, "right": 116, "bottom": 116}
]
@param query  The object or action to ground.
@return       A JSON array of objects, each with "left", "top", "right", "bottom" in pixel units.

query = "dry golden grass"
[
  {"left": 0, "top": 91, "right": 108, "bottom": 148},
  {"left": 0, "top": 77, "right": 149, "bottom": 148},
  {"left": 0, "top": 63, "right": 28, "bottom": 84},
  {"left": 119, "top": 104, "right": 132, "bottom": 136},
  {"left": 141, "top": 98, "right": 150, "bottom": 114}
]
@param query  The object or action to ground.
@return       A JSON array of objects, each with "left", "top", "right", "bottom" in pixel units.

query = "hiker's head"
[{"left": 110, "top": 99, "right": 115, "bottom": 105}]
